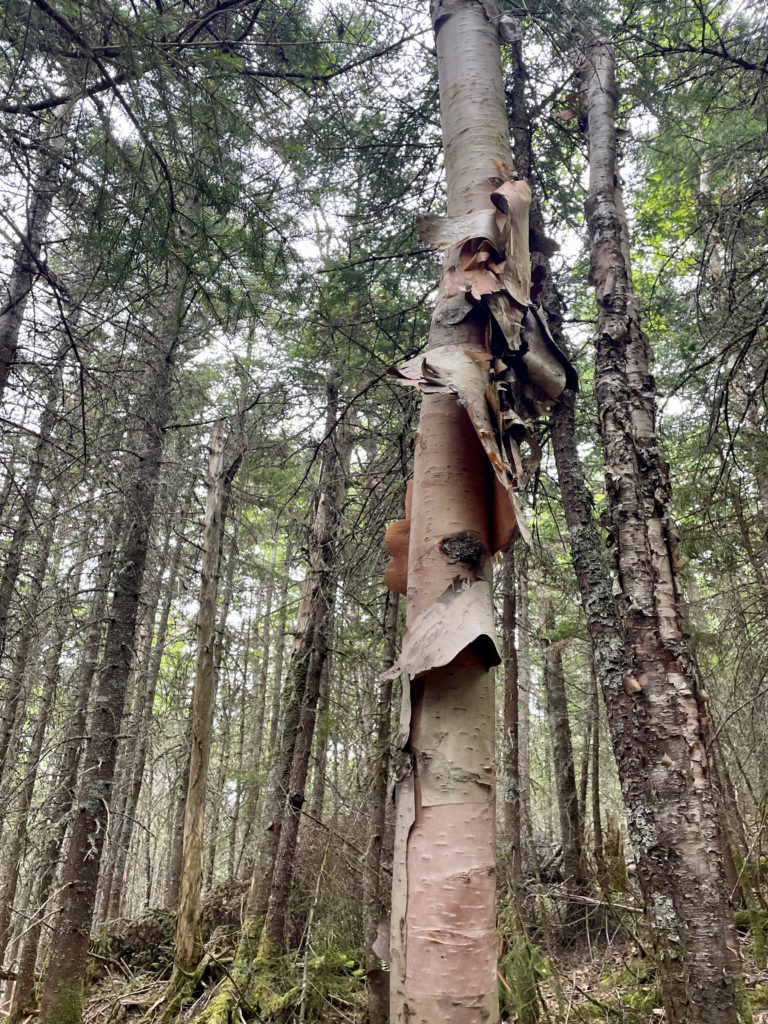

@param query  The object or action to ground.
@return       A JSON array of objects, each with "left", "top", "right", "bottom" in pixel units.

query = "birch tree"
[{"left": 384, "top": 3, "right": 573, "bottom": 1020}]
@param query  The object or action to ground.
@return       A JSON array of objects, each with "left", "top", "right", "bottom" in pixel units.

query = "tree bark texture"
[
  {"left": 501, "top": 548, "right": 523, "bottom": 888},
  {"left": 583, "top": 36, "right": 743, "bottom": 1023},
  {"left": 541, "top": 600, "right": 584, "bottom": 891},
  {"left": 363, "top": 588, "right": 399, "bottom": 1024},
  {"left": 260, "top": 396, "right": 353, "bottom": 951},
  {"left": 173, "top": 419, "right": 243, "bottom": 976},
  {"left": 38, "top": 283, "right": 184, "bottom": 1024},
  {"left": 0, "top": 104, "right": 71, "bottom": 403},
  {"left": 382, "top": 1, "right": 577, "bottom": 1018}
]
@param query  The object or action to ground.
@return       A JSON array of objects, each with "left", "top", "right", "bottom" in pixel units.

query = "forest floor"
[
  {"left": 60, "top": 932, "right": 768, "bottom": 1024},
  {"left": 5, "top": 882, "right": 768, "bottom": 1023}
]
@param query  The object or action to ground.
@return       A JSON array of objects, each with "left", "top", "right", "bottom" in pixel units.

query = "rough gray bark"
[
  {"left": 501, "top": 548, "right": 522, "bottom": 888},
  {"left": 38, "top": 246, "right": 187, "bottom": 1022},
  {"left": 583, "top": 36, "right": 743, "bottom": 1023},
  {"left": 363, "top": 589, "right": 399, "bottom": 1024},
  {"left": 0, "top": 105, "right": 71, "bottom": 403},
  {"left": 260, "top": 394, "right": 353, "bottom": 951},
  {"left": 171, "top": 419, "right": 244, "bottom": 984},
  {"left": 541, "top": 600, "right": 584, "bottom": 891}
]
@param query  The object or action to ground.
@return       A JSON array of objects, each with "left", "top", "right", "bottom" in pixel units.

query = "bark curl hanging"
[{"left": 391, "top": 180, "right": 575, "bottom": 553}]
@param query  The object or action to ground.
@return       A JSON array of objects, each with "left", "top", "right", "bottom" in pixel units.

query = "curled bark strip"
[
  {"left": 416, "top": 209, "right": 503, "bottom": 252},
  {"left": 398, "top": 182, "right": 576, "bottom": 551},
  {"left": 521, "top": 304, "right": 579, "bottom": 396},
  {"left": 384, "top": 480, "right": 413, "bottom": 594},
  {"left": 420, "top": 181, "right": 530, "bottom": 309},
  {"left": 395, "top": 673, "right": 412, "bottom": 749},
  {"left": 390, "top": 343, "right": 536, "bottom": 547},
  {"left": 383, "top": 579, "right": 501, "bottom": 681}
]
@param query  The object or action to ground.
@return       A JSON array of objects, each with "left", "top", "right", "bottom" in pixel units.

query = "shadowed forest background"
[{"left": 1, "top": 0, "right": 768, "bottom": 1021}]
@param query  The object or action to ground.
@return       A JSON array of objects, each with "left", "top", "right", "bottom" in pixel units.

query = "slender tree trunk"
[
  {"left": 227, "top": 661, "right": 248, "bottom": 878},
  {"left": 516, "top": 549, "right": 534, "bottom": 871},
  {"left": 582, "top": 36, "right": 743, "bottom": 1022},
  {"left": 0, "top": 353, "right": 65, "bottom": 756},
  {"left": 170, "top": 419, "right": 243, "bottom": 987},
  {"left": 0, "top": 521, "right": 63, "bottom": 969},
  {"left": 38, "top": 271, "right": 185, "bottom": 1023},
  {"left": 363, "top": 588, "right": 399, "bottom": 1024},
  {"left": 0, "top": 104, "right": 71, "bottom": 403},
  {"left": 96, "top": 531, "right": 169, "bottom": 926},
  {"left": 306, "top": 655, "right": 332, "bottom": 825},
  {"left": 578, "top": 707, "right": 591, "bottom": 854},
  {"left": 262, "top": 540, "right": 292, "bottom": 773},
  {"left": 590, "top": 670, "right": 603, "bottom": 874},
  {"left": 7, "top": 515, "right": 118, "bottom": 1023},
  {"left": 233, "top": 551, "right": 274, "bottom": 876},
  {"left": 541, "top": 600, "right": 584, "bottom": 891},
  {"left": 108, "top": 511, "right": 188, "bottom": 920},
  {"left": 165, "top": 715, "right": 193, "bottom": 909},
  {"left": 204, "top": 516, "right": 241, "bottom": 888},
  {"left": 259, "top": 396, "right": 353, "bottom": 953},
  {"left": 502, "top": 548, "right": 523, "bottom": 888}
]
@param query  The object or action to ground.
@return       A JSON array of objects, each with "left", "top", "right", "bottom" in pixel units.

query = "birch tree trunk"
[
  {"left": 583, "top": 36, "right": 744, "bottom": 1023},
  {"left": 384, "top": 6, "right": 573, "bottom": 1020}
]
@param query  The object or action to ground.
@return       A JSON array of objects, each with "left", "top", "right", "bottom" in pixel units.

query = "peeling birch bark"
[{"left": 386, "top": 3, "right": 573, "bottom": 1022}]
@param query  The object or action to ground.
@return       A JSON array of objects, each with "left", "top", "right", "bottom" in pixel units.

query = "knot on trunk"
[{"left": 441, "top": 531, "right": 483, "bottom": 566}]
